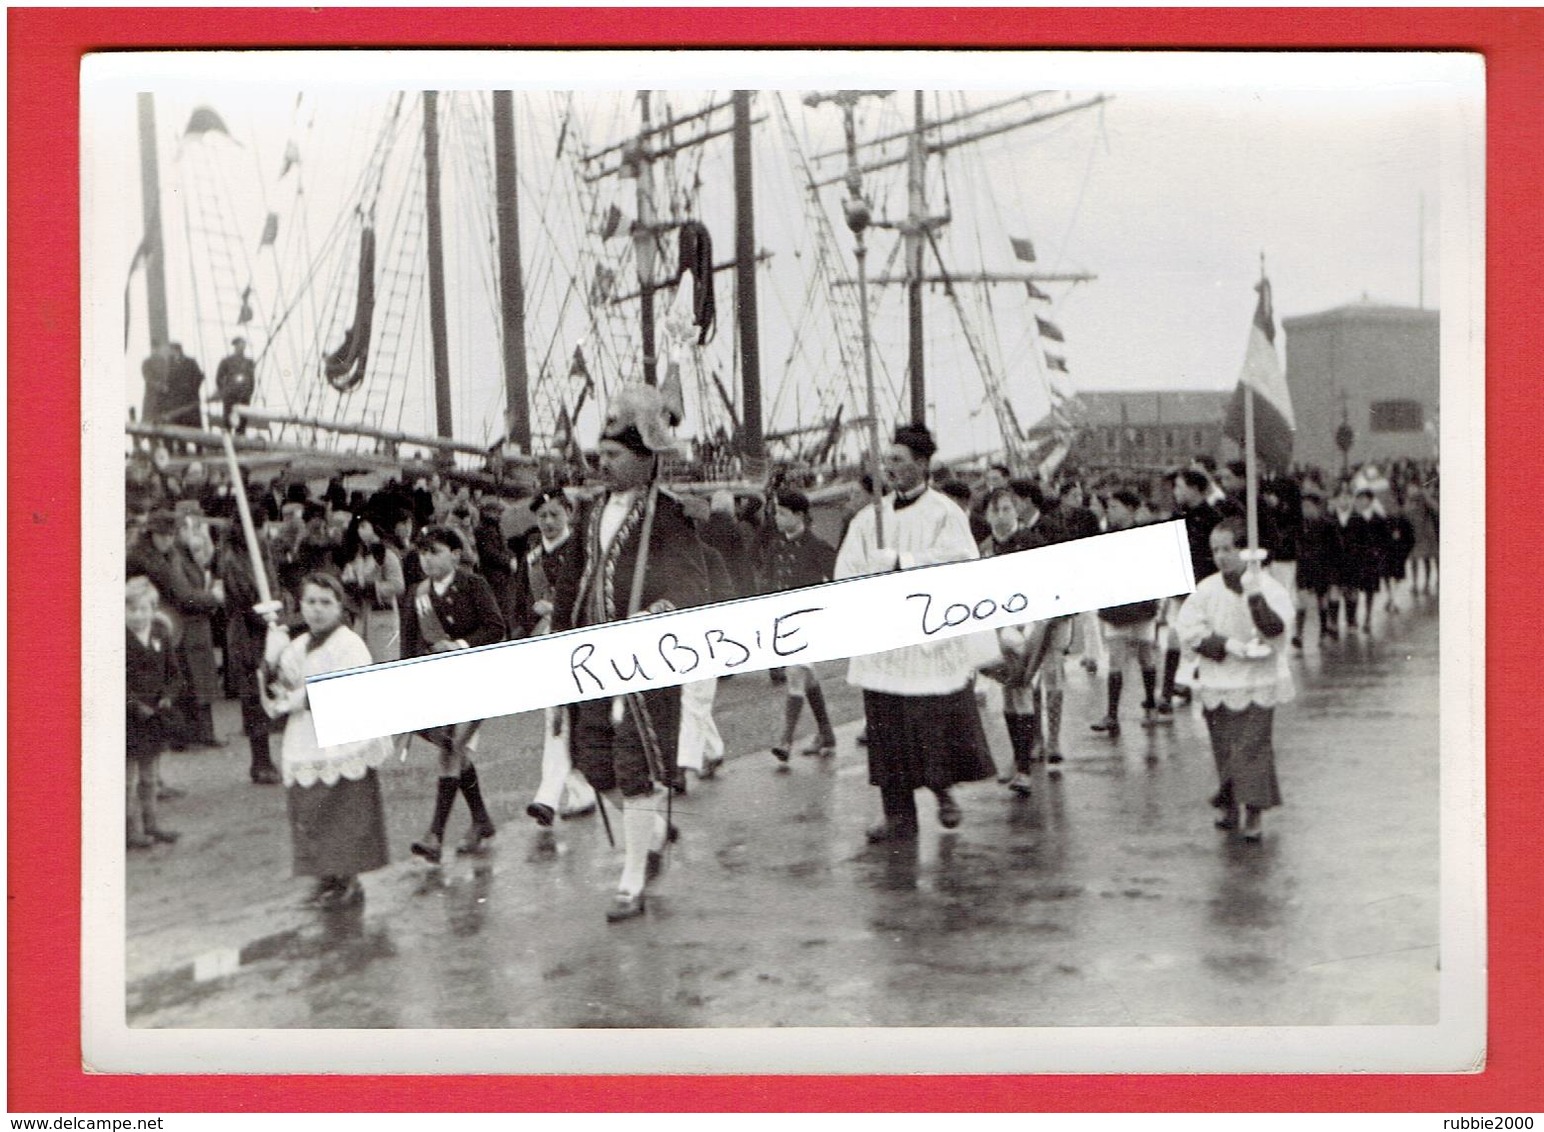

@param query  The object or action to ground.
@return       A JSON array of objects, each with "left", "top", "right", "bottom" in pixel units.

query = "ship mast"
[
  {"left": 582, "top": 92, "right": 769, "bottom": 461},
  {"left": 492, "top": 90, "right": 532, "bottom": 454},
  {"left": 733, "top": 91, "right": 764, "bottom": 464},
  {"left": 827, "top": 91, "right": 1106, "bottom": 461},
  {"left": 136, "top": 93, "right": 170, "bottom": 352},
  {"left": 422, "top": 90, "right": 454, "bottom": 456}
]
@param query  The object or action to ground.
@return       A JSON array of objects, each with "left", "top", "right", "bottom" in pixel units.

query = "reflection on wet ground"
[{"left": 128, "top": 602, "right": 1441, "bottom": 1029}]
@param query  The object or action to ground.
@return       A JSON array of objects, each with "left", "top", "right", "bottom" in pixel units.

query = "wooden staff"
[{"left": 219, "top": 427, "right": 287, "bottom": 661}]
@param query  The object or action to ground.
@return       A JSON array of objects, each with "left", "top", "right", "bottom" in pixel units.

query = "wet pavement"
[{"left": 126, "top": 595, "right": 1440, "bottom": 1029}]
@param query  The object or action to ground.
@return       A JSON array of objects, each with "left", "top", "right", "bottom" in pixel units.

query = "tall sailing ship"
[{"left": 123, "top": 89, "right": 1105, "bottom": 500}]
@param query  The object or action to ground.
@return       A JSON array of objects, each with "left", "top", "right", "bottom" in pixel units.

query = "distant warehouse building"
[
  {"left": 1069, "top": 390, "right": 1233, "bottom": 470},
  {"left": 1283, "top": 302, "right": 1439, "bottom": 473}
]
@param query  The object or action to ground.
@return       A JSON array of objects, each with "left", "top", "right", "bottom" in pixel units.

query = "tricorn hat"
[{"left": 600, "top": 383, "right": 681, "bottom": 456}]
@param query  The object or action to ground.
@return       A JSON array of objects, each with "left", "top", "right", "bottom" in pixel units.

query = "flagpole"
[
  {"left": 1244, "top": 380, "right": 1259, "bottom": 556},
  {"left": 219, "top": 426, "right": 287, "bottom": 667},
  {"left": 1244, "top": 252, "right": 1264, "bottom": 558}
]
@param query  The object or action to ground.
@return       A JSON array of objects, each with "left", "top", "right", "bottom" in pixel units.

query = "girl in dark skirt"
[{"left": 261, "top": 573, "right": 393, "bottom": 908}]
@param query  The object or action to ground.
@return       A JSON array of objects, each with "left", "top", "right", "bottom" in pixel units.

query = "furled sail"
[{"left": 323, "top": 227, "right": 376, "bottom": 393}]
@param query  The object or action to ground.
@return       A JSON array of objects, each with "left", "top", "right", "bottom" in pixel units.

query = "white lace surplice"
[
  {"left": 1174, "top": 572, "right": 1297, "bottom": 710},
  {"left": 834, "top": 489, "right": 987, "bottom": 696},
  {"left": 276, "top": 627, "right": 395, "bottom": 787}
]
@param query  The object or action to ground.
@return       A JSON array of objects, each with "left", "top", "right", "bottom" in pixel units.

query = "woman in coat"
[
  {"left": 337, "top": 513, "right": 405, "bottom": 663},
  {"left": 261, "top": 572, "right": 394, "bottom": 908}
]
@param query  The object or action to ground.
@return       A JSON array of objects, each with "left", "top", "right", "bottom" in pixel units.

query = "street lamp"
[{"left": 1335, "top": 408, "right": 1355, "bottom": 479}]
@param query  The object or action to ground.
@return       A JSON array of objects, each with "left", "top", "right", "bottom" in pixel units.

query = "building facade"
[
  {"left": 1282, "top": 302, "right": 1439, "bottom": 475},
  {"left": 1069, "top": 390, "right": 1233, "bottom": 470}
]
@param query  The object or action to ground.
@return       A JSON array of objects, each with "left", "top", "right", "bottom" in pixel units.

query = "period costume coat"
[{"left": 566, "top": 486, "right": 711, "bottom": 797}]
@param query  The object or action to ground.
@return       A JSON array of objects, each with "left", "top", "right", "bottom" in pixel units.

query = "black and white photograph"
[{"left": 82, "top": 50, "right": 1483, "bottom": 1074}]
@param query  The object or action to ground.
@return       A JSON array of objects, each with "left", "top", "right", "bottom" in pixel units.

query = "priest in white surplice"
[{"left": 835, "top": 423, "right": 997, "bottom": 842}]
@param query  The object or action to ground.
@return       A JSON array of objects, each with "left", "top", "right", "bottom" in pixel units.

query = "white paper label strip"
[{"left": 308, "top": 520, "right": 1195, "bottom": 747}]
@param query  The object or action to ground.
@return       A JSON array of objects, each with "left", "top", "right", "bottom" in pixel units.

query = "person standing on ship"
[{"left": 834, "top": 422, "right": 997, "bottom": 843}]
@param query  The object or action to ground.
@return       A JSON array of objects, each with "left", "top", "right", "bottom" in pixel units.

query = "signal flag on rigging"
[{"left": 1010, "top": 236, "right": 1037, "bottom": 263}]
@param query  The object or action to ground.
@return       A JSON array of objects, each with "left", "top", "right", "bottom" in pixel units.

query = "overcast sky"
[{"left": 84, "top": 51, "right": 1478, "bottom": 462}]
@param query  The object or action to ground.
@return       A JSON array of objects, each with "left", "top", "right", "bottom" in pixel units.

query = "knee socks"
[
  {"left": 1161, "top": 649, "right": 1181, "bottom": 702},
  {"left": 805, "top": 683, "right": 836, "bottom": 745},
  {"left": 779, "top": 694, "right": 804, "bottom": 749},
  {"left": 429, "top": 775, "right": 460, "bottom": 837},
  {"left": 1105, "top": 670, "right": 1124, "bottom": 718},
  {"left": 1004, "top": 713, "right": 1037, "bottom": 772},
  {"left": 459, "top": 762, "right": 492, "bottom": 829},
  {"left": 880, "top": 784, "right": 918, "bottom": 826},
  {"left": 618, "top": 793, "right": 660, "bottom": 896},
  {"left": 1140, "top": 666, "right": 1157, "bottom": 708}
]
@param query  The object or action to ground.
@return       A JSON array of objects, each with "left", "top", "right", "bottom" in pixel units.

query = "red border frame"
[{"left": 10, "top": 7, "right": 1540, "bottom": 1112}]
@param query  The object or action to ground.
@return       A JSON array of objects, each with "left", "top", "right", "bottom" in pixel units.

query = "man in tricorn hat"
[
  {"left": 562, "top": 383, "right": 711, "bottom": 922},
  {"left": 834, "top": 422, "right": 997, "bottom": 842},
  {"left": 214, "top": 336, "right": 256, "bottom": 433}
]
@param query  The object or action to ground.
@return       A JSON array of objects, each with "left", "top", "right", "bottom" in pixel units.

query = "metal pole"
[
  {"left": 733, "top": 91, "right": 764, "bottom": 463},
  {"left": 492, "top": 91, "right": 532, "bottom": 454},
  {"left": 422, "top": 91, "right": 455, "bottom": 452}
]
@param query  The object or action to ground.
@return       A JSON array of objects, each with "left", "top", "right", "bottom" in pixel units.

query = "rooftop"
[
  {"left": 1075, "top": 389, "right": 1232, "bottom": 427},
  {"left": 1283, "top": 300, "right": 1439, "bottom": 328}
]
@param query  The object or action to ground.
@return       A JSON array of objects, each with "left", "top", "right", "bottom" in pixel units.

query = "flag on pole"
[
  {"left": 1044, "top": 352, "right": 1069, "bottom": 374},
  {"left": 1223, "top": 274, "right": 1295, "bottom": 471},
  {"left": 1024, "top": 280, "right": 1050, "bottom": 302},
  {"left": 1035, "top": 316, "right": 1065, "bottom": 343},
  {"left": 1010, "top": 236, "right": 1037, "bottom": 263}
]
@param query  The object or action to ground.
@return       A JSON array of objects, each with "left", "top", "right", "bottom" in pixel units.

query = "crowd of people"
[{"left": 125, "top": 387, "right": 1439, "bottom": 920}]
